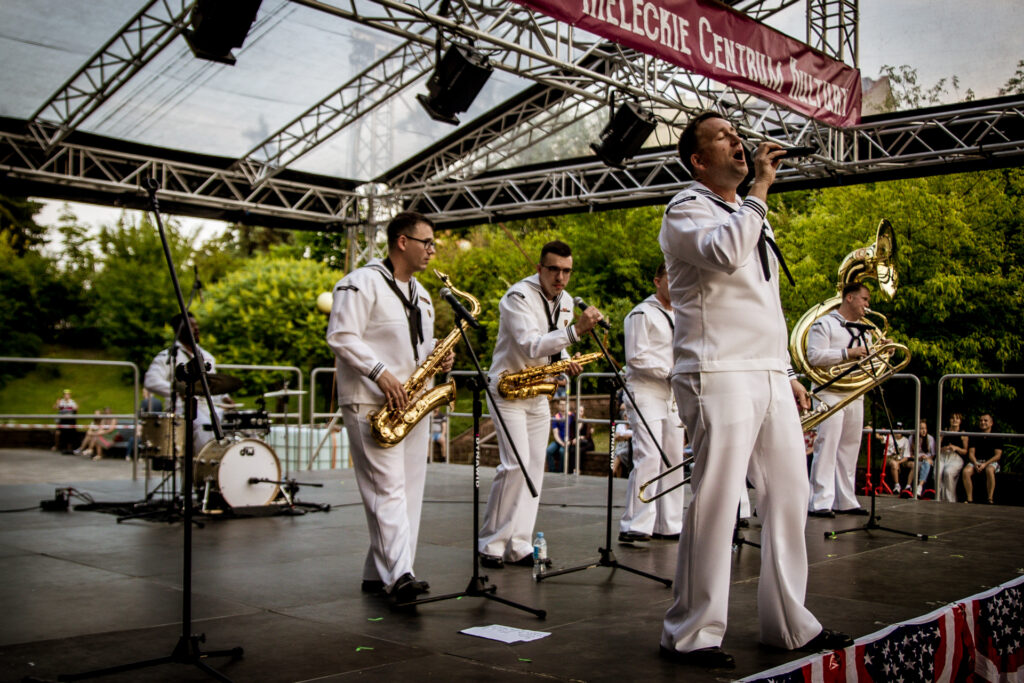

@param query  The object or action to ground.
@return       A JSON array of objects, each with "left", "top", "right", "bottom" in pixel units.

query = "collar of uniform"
[
  {"left": 690, "top": 181, "right": 742, "bottom": 209},
  {"left": 642, "top": 293, "right": 670, "bottom": 315},
  {"left": 522, "top": 273, "right": 563, "bottom": 306}
]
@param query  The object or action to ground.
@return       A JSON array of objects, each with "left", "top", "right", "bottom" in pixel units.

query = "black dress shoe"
[
  {"left": 618, "top": 530, "right": 652, "bottom": 544},
  {"left": 361, "top": 579, "right": 385, "bottom": 594},
  {"left": 659, "top": 645, "right": 736, "bottom": 669},
  {"left": 508, "top": 554, "right": 552, "bottom": 568},
  {"left": 390, "top": 573, "right": 429, "bottom": 604},
  {"left": 652, "top": 532, "right": 681, "bottom": 541},
  {"left": 479, "top": 553, "right": 504, "bottom": 569},
  {"left": 808, "top": 509, "right": 836, "bottom": 518},
  {"left": 836, "top": 507, "right": 870, "bottom": 516},
  {"left": 799, "top": 628, "right": 854, "bottom": 652}
]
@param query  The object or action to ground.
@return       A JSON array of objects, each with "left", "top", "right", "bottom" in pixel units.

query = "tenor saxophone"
[
  {"left": 368, "top": 270, "right": 480, "bottom": 447},
  {"left": 496, "top": 332, "right": 609, "bottom": 400}
]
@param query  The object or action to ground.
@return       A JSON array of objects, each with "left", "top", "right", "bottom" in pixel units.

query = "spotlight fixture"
[
  {"left": 590, "top": 100, "right": 658, "bottom": 169},
  {"left": 417, "top": 43, "right": 494, "bottom": 126},
  {"left": 184, "top": 0, "right": 263, "bottom": 66}
]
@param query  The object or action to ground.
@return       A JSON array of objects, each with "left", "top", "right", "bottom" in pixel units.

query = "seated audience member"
[
  {"left": 76, "top": 408, "right": 117, "bottom": 460},
  {"left": 962, "top": 413, "right": 1002, "bottom": 504},
  {"left": 612, "top": 404, "right": 633, "bottom": 478},
  {"left": 899, "top": 420, "right": 936, "bottom": 497},
  {"left": 936, "top": 412, "right": 969, "bottom": 502},
  {"left": 139, "top": 388, "right": 163, "bottom": 414},
  {"left": 566, "top": 403, "right": 595, "bottom": 473},
  {"left": 545, "top": 407, "right": 573, "bottom": 473},
  {"left": 878, "top": 426, "right": 911, "bottom": 495},
  {"left": 430, "top": 408, "right": 448, "bottom": 462},
  {"left": 803, "top": 428, "right": 818, "bottom": 473}
]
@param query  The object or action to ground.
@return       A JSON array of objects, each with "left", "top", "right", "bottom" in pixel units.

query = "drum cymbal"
[
  {"left": 263, "top": 388, "right": 308, "bottom": 398},
  {"left": 175, "top": 373, "right": 243, "bottom": 396}
]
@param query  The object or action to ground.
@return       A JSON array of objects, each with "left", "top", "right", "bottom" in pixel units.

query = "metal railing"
[{"left": 0, "top": 356, "right": 141, "bottom": 479}]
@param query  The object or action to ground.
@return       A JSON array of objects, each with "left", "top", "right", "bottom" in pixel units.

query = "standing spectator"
[
  {"left": 52, "top": 389, "right": 78, "bottom": 454},
  {"left": 962, "top": 413, "right": 1003, "bottom": 504},
  {"left": 936, "top": 412, "right": 969, "bottom": 502},
  {"left": 567, "top": 403, "right": 595, "bottom": 473},
  {"left": 545, "top": 407, "right": 573, "bottom": 473},
  {"left": 430, "top": 409, "right": 448, "bottom": 462}
]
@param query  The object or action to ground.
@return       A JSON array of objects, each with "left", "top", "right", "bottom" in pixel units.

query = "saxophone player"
[
  {"left": 478, "top": 241, "right": 605, "bottom": 569},
  {"left": 326, "top": 211, "right": 454, "bottom": 605}
]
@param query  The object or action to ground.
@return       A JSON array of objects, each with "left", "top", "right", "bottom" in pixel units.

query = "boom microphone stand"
[
  {"left": 397, "top": 306, "right": 544, "bottom": 617},
  {"left": 824, "top": 383, "right": 927, "bottom": 542},
  {"left": 60, "top": 178, "right": 243, "bottom": 681}
]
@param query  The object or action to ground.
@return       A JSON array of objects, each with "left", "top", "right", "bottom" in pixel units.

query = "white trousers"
[
  {"left": 936, "top": 450, "right": 964, "bottom": 502},
  {"left": 808, "top": 392, "right": 864, "bottom": 512},
  {"left": 662, "top": 371, "right": 821, "bottom": 652},
  {"left": 343, "top": 404, "right": 429, "bottom": 590},
  {"left": 620, "top": 397, "right": 685, "bottom": 536},
  {"left": 478, "top": 392, "right": 549, "bottom": 562}
]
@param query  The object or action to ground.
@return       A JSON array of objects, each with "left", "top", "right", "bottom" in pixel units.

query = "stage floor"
[{"left": 2, "top": 448, "right": 1023, "bottom": 682}]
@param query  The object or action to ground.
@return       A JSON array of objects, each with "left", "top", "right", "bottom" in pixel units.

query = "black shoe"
[
  {"left": 390, "top": 573, "right": 429, "bottom": 605},
  {"left": 799, "top": 628, "right": 854, "bottom": 652},
  {"left": 508, "top": 554, "right": 552, "bottom": 568},
  {"left": 618, "top": 531, "right": 652, "bottom": 544},
  {"left": 652, "top": 532, "right": 681, "bottom": 541},
  {"left": 361, "top": 579, "right": 385, "bottom": 594},
  {"left": 836, "top": 507, "right": 870, "bottom": 516},
  {"left": 659, "top": 645, "right": 736, "bottom": 669},
  {"left": 479, "top": 553, "right": 504, "bottom": 569},
  {"left": 808, "top": 509, "right": 836, "bottom": 518}
]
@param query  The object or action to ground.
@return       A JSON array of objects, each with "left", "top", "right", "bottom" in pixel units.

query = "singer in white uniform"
[
  {"left": 478, "top": 241, "right": 604, "bottom": 568},
  {"left": 144, "top": 313, "right": 224, "bottom": 452},
  {"left": 658, "top": 112, "right": 851, "bottom": 669},
  {"left": 806, "top": 283, "right": 873, "bottom": 517},
  {"left": 618, "top": 262, "right": 686, "bottom": 543},
  {"left": 327, "top": 211, "right": 453, "bottom": 604}
]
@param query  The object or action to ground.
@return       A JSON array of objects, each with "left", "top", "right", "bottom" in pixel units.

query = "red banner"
[{"left": 513, "top": 0, "right": 862, "bottom": 127}]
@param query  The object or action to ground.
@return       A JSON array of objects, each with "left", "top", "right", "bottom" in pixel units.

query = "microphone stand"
[
  {"left": 61, "top": 179, "right": 242, "bottom": 681},
  {"left": 396, "top": 314, "right": 544, "bottom": 618},
  {"left": 538, "top": 326, "right": 671, "bottom": 587}
]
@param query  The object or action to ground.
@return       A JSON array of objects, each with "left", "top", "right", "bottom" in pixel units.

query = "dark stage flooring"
[{"left": 2, "top": 448, "right": 1024, "bottom": 682}]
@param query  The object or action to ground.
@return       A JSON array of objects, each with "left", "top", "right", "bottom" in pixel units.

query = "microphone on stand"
[
  {"left": 573, "top": 296, "right": 611, "bottom": 330},
  {"left": 440, "top": 287, "right": 480, "bottom": 329}
]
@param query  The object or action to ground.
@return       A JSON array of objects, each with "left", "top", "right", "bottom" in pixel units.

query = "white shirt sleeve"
[
  {"left": 327, "top": 279, "right": 386, "bottom": 381},
  {"left": 806, "top": 319, "right": 846, "bottom": 367}
]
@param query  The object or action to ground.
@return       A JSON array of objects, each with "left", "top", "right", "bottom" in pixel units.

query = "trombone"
[{"left": 636, "top": 341, "right": 909, "bottom": 504}]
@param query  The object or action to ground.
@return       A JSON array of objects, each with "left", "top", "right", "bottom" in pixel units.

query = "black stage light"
[
  {"left": 184, "top": 0, "right": 263, "bottom": 66},
  {"left": 417, "top": 44, "right": 494, "bottom": 126},
  {"left": 590, "top": 100, "right": 658, "bottom": 169}
]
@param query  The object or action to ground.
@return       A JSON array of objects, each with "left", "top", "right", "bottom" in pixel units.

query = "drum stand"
[
  {"left": 60, "top": 178, "right": 242, "bottom": 681},
  {"left": 395, "top": 321, "right": 544, "bottom": 618},
  {"left": 249, "top": 477, "right": 330, "bottom": 516}
]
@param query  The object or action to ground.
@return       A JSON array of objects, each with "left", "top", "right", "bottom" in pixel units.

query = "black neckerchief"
[
  {"left": 538, "top": 288, "right": 562, "bottom": 364},
  {"left": 697, "top": 191, "right": 795, "bottom": 287},
  {"left": 378, "top": 258, "right": 424, "bottom": 363}
]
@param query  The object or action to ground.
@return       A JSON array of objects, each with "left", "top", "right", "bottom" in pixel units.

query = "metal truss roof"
[{"left": 1, "top": 0, "right": 1023, "bottom": 233}]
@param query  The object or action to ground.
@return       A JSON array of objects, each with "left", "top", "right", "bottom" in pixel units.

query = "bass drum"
[{"left": 194, "top": 438, "right": 280, "bottom": 508}]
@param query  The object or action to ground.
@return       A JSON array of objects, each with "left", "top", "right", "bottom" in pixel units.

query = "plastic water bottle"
[{"left": 532, "top": 531, "right": 547, "bottom": 580}]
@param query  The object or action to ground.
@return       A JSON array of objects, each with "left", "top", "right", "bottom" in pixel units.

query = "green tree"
[
  {"left": 0, "top": 194, "right": 46, "bottom": 256},
  {"left": 195, "top": 256, "right": 342, "bottom": 394}
]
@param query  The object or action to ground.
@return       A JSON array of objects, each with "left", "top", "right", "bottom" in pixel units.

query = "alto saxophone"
[
  {"left": 368, "top": 270, "right": 480, "bottom": 447},
  {"left": 497, "top": 331, "right": 609, "bottom": 400}
]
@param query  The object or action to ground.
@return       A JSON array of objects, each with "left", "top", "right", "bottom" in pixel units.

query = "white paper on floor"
[{"left": 459, "top": 624, "right": 551, "bottom": 644}]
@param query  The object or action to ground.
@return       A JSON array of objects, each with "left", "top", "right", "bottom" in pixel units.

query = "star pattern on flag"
[
  {"left": 979, "top": 586, "right": 1023, "bottom": 656},
  {"left": 863, "top": 620, "right": 943, "bottom": 681}
]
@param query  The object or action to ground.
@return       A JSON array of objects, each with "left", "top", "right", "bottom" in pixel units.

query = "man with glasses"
[
  {"left": 327, "top": 211, "right": 453, "bottom": 606},
  {"left": 478, "top": 240, "right": 604, "bottom": 569}
]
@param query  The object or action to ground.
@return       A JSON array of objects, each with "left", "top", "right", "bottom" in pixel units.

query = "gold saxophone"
[
  {"left": 497, "top": 332, "right": 609, "bottom": 400},
  {"left": 368, "top": 270, "right": 480, "bottom": 447},
  {"left": 789, "top": 219, "right": 911, "bottom": 431}
]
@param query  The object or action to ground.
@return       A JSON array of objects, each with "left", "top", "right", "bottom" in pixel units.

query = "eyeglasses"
[
  {"left": 403, "top": 234, "right": 436, "bottom": 250},
  {"left": 541, "top": 265, "right": 573, "bottom": 276}
]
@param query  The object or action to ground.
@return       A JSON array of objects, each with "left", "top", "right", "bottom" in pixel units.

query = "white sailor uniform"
[
  {"left": 144, "top": 343, "right": 222, "bottom": 452},
  {"left": 326, "top": 258, "right": 436, "bottom": 592},
  {"left": 659, "top": 182, "right": 822, "bottom": 652},
  {"left": 478, "top": 273, "right": 581, "bottom": 563},
  {"left": 806, "top": 311, "right": 871, "bottom": 513},
  {"left": 619, "top": 295, "right": 686, "bottom": 537}
]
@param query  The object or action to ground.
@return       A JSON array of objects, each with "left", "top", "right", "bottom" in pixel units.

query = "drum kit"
[{"left": 138, "top": 379, "right": 323, "bottom": 515}]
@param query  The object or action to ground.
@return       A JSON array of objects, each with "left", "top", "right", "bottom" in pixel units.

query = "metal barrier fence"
[{"left": 0, "top": 356, "right": 141, "bottom": 479}]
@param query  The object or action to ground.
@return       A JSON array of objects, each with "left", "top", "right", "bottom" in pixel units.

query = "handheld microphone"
[
  {"left": 777, "top": 145, "right": 818, "bottom": 159},
  {"left": 440, "top": 287, "right": 480, "bottom": 329},
  {"left": 573, "top": 296, "right": 611, "bottom": 330}
]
